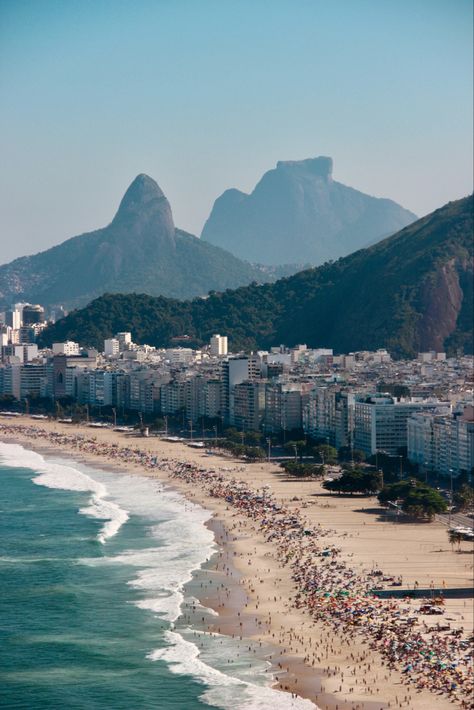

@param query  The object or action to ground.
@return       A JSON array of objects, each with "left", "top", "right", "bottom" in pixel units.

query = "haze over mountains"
[
  {"left": 0, "top": 158, "right": 419, "bottom": 311},
  {"left": 0, "top": 175, "right": 294, "bottom": 310},
  {"left": 42, "top": 195, "right": 473, "bottom": 358},
  {"left": 202, "top": 156, "right": 417, "bottom": 265}
]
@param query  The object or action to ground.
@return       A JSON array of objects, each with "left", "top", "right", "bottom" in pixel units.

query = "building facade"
[
  {"left": 408, "top": 405, "right": 474, "bottom": 478},
  {"left": 354, "top": 395, "right": 446, "bottom": 456}
]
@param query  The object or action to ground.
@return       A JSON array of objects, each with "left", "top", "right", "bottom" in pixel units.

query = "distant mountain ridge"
[
  {"left": 41, "top": 195, "right": 473, "bottom": 358},
  {"left": 0, "top": 175, "right": 294, "bottom": 310},
  {"left": 201, "top": 156, "right": 417, "bottom": 265}
]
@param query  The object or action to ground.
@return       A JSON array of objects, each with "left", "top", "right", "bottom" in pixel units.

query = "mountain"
[
  {"left": 40, "top": 195, "right": 473, "bottom": 358},
  {"left": 0, "top": 174, "right": 295, "bottom": 310},
  {"left": 201, "top": 156, "right": 417, "bottom": 265}
]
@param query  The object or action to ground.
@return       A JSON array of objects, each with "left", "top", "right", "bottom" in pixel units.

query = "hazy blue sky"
[{"left": 0, "top": 0, "right": 472, "bottom": 262}]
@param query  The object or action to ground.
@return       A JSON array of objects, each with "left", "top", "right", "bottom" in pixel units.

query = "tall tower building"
[
  {"left": 210, "top": 334, "right": 228, "bottom": 356},
  {"left": 22, "top": 304, "right": 45, "bottom": 325},
  {"left": 221, "top": 355, "right": 260, "bottom": 424},
  {"left": 6, "top": 309, "right": 22, "bottom": 330}
]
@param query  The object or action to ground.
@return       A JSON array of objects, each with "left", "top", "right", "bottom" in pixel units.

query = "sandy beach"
[{"left": 1, "top": 417, "right": 472, "bottom": 710}]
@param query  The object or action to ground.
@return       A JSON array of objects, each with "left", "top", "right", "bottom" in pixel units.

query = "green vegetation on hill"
[{"left": 40, "top": 196, "right": 473, "bottom": 357}]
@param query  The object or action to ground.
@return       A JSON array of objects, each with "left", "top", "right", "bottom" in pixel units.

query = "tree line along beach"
[{"left": 0, "top": 417, "right": 473, "bottom": 710}]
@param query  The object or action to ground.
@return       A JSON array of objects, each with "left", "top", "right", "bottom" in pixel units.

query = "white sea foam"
[
  {"left": 127, "top": 517, "right": 215, "bottom": 619},
  {"left": 89, "top": 475, "right": 318, "bottom": 708},
  {"left": 179, "top": 628, "right": 270, "bottom": 683},
  {"left": 0, "top": 442, "right": 128, "bottom": 544},
  {"left": 73, "top": 469, "right": 217, "bottom": 622},
  {"left": 135, "top": 591, "right": 184, "bottom": 622},
  {"left": 149, "top": 631, "right": 317, "bottom": 709},
  {"left": 185, "top": 595, "right": 219, "bottom": 617},
  {"left": 1, "top": 442, "right": 317, "bottom": 708},
  {"left": 71, "top": 469, "right": 215, "bottom": 623}
]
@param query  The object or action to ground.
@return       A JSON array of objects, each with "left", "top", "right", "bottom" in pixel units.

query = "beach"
[{"left": 1, "top": 417, "right": 472, "bottom": 710}]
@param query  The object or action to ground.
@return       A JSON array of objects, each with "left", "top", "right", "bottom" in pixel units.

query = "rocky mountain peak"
[
  {"left": 276, "top": 156, "right": 333, "bottom": 180},
  {"left": 113, "top": 173, "right": 171, "bottom": 224},
  {"left": 0, "top": 172, "right": 282, "bottom": 310},
  {"left": 201, "top": 156, "right": 417, "bottom": 265}
]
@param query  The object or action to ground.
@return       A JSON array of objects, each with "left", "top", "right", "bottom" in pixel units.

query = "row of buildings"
[{"left": 0, "top": 313, "right": 472, "bottom": 477}]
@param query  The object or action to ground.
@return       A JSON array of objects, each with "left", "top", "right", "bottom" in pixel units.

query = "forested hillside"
[{"left": 41, "top": 196, "right": 473, "bottom": 358}]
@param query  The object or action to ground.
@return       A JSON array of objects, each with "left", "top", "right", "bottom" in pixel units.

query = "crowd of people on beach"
[{"left": 1, "top": 422, "right": 473, "bottom": 708}]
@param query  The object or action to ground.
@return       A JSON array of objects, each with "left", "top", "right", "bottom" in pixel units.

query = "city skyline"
[{"left": 1, "top": 0, "right": 473, "bottom": 262}]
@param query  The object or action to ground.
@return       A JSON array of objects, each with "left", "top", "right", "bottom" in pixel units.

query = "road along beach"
[{"left": 1, "top": 418, "right": 473, "bottom": 709}]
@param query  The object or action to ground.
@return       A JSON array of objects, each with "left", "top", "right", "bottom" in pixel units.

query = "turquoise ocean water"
[{"left": 0, "top": 442, "right": 315, "bottom": 710}]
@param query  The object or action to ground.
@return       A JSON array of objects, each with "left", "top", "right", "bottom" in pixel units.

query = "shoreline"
[
  {"left": 0, "top": 432, "right": 328, "bottom": 708},
  {"left": 1, "top": 433, "right": 330, "bottom": 708},
  {"left": 1, "top": 419, "right": 472, "bottom": 709}
]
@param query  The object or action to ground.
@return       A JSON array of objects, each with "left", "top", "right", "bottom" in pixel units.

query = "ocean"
[{"left": 0, "top": 441, "right": 315, "bottom": 710}]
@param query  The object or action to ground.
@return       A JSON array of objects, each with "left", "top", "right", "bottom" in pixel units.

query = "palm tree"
[{"left": 447, "top": 529, "right": 462, "bottom": 551}]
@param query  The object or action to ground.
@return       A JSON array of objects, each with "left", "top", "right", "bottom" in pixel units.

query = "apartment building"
[
  {"left": 354, "top": 395, "right": 445, "bottom": 456},
  {"left": 265, "top": 382, "right": 305, "bottom": 434},
  {"left": 303, "top": 386, "right": 337, "bottom": 444},
  {"left": 408, "top": 405, "right": 474, "bottom": 478},
  {"left": 221, "top": 356, "right": 261, "bottom": 424},
  {"left": 52, "top": 341, "right": 80, "bottom": 356},
  {"left": 232, "top": 380, "right": 266, "bottom": 431},
  {"left": 210, "top": 334, "right": 228, "bottom": 357}
]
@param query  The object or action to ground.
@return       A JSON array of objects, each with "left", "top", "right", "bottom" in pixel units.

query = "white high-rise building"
[
  {"left": 164, "top": 348, "right": 194, "bottom": 364},
  {"left": 233, "top": 380, "right": 266, "bottom": 431},
  {"left": 354, "top": 395, "right": 446, "bottom": 456},
  {"left": 52, "top": 341, "right": 80, "bottom": 356},
  {"left": 210, "top": 334, "right": 228, "bottom": 357},
  {"left": 116, "top": 332, "right": 132, "bottom": 351},
  {"left": 408, "top": 405, "right": 473, "bottom": 478},
  {"left": 303, "top": 386, "right": 336, "bottom": 443},
  {"left": 6, "top": 309, "right": 22, "bottom": 330},
  {"left": 104, "top": 338, "right": 120, "bottom": 357},
  {"left": 221, "top": 355, "right": 260, "bottom": 424},
  {"left": 0, "top": 328, "right": 11, "bottom": 347},
  {"left": 266, "top": 382, "right": 306, "bottom": 434}
]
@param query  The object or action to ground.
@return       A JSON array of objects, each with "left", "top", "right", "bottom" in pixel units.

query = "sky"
[{"left": 0, "top": 0, "right": 472, "bottom": 263}]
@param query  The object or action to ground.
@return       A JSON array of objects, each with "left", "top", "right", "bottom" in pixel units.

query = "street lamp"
[
  {"left": 213, "top": 425, "right": 217, "bottom": 445},
  {"left": 164, "top": 415, "right": 168, "bottom": 436},
  {"left": 293, "top": 443, "right": 298, "bottom": 463},
  {"left": 448, "top": 468, "right": 454, "bottom": 527},
  {"left": 423, "top": 461, "right": 429, "bottom": 484},
  {"left": 375, "top": 450, "right": 384, "bottom": 488},
  {"left": 266, "top": 437, "right": 272, "bottom": 462},
  {"left": 112, "top": 407, "right": 117, "bottom": 427}
]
